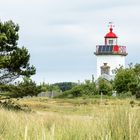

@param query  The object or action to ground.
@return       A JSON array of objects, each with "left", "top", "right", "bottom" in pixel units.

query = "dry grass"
[{"left": 0, "top": 98, "right": 140, "bottom": 140}]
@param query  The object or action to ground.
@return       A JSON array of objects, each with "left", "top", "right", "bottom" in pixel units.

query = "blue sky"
[{"left": 1, "top": 0, "right": 140, "bottom": 83}]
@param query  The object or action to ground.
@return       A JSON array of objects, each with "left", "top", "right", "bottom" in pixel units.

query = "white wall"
[{"left": 96, "top": 55, "right": 125, "bottom": 78}]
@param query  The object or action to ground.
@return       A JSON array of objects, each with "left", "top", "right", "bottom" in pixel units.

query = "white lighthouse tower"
[{"left": 94, "top": 23, "right": 127, "bottom": 80}]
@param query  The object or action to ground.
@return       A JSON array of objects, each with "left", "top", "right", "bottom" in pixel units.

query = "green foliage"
[
  {"left": 134, "top": 63, "right": 140, "bottom": 98},
  {"left": 0, "top": 20, "right": 35, "bottom": 84},
  {"left": 0, "top": 77, "right": 41, "bottom": 98},
  {"left": 114, "top": 67, "right": 139, "bottom": 94},
  {"left": 118, "top": 91, "right": 132, "bottom": 98},
  {"left": 12, "top": 77, "right": 41, "bottom": 97},
  {"left": 97, "top": 78, "right": 113, "bottom": 95},
  {"left": 39, "top": 82, "right": 61, "bottom": 93},
  {"left": 134, "top": 63, "right": 140, "bottom": 77},
  {"left": 52, "top": 82, "right": 77, "bottom": 92},
  {"left": 136, "top": 91, "right": 140, "bottom": 99},
  {"left": 59, "top": 80, "right": 98, "bottom": 98}
]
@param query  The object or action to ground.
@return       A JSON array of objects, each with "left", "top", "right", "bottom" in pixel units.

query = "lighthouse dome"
[{"left": 105, "top": 28, "right": 118, "bottom": 38}]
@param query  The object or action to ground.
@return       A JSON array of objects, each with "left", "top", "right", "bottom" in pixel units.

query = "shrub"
[
  {"left": 58, "top": 80, "right": 98, "bottom": 98},
  {"left": 118, "top": 91, "right": 132, "bottom": 98},
  {"left": 136, "top": 90, "right": 140, "bottom": 99},
  {"left": 0, "top": 77, "right": 41, "bottom": 98},
  {"left": 97, "top": 78, "right": 113, "bottom": 95}
]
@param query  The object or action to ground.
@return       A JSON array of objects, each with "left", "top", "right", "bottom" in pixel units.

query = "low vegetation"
[{"left": 0, "top": 98, "right": 140, "bottom": 140}]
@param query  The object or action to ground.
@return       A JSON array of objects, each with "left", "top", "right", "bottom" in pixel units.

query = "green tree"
[
  {"left": 0, "top": 20, "right": 35, "bottom": 84},
  {"left": 134, "top": 63, "right": 140, "bottom": 78},
  {"left": 114, "top": 67, "right": 138, "bottom": 94},
  {"left": 133, "top": 64, "right": 140, "bottom": 98},
  {"left": 0, "top": 78, "right": 42, "bottom": 98},
  {"left": 11, "top": 77, "right": 41, "bottom": 97}
]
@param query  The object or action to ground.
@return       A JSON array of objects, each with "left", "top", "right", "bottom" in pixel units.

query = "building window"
[
  {"left": 109, "top": 40, "right": 113, "bottom": 45},
  {"left": 101, "top": 63, "right": 110, "bottom": 75}
]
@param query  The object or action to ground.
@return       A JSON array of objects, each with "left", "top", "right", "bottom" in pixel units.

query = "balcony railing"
[{"left": 94, "top": 45, "right": 128, "bottom": 56}]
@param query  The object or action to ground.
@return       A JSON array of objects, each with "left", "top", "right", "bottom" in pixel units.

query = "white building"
[{"left": 94, "top": 25, "right": 127, "bottom": 80}]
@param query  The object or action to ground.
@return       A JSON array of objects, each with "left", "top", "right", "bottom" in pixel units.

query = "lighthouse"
[{"left": 94, "top": 23, "right": 127, "bottom": 80}]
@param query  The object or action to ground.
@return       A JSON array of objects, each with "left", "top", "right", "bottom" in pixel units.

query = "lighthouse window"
[
  {"left": 98, "top": 46, "right": 103, "bottom": 52},
  {"left": 105, "top": 46, "right": 110, "bottom": 52},
  {"left": 109, "top": 40, "right": 113, "bottom": 45},
  {"left": 109, "top": 46, "right": 113, "bottom": 52},
  {"left": 97, "top": 45, "right": 114, "bottom": 54},
  {"left": 102, "top": 46, "right": 106, "bottom": 52}
]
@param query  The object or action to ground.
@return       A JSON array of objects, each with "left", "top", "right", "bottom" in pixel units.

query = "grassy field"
[{"left": 0, "top": 97, "right": 140, "bottom": 140}]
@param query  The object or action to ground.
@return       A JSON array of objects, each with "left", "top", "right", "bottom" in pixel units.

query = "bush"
[
  {"left": 0, "top": 77, "right": 41, "bottom": 98},
  {"left": 58, "top": 80, "right": 98, "bottom": 98},
  {"left": 97, "top": 78, "right": 113, "bottom": 95},
  {"left": 136, "top": 90, "right": 140, "bottom": 99},
  {"left": 118, "top": 91, "right": 132, "bottom": 98},
  {"left": 12, "top": 77, "right": 41, "bottom": 98}
]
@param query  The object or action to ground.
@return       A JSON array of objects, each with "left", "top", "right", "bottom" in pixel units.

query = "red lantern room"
[
  {"left": 104, "top": 26, "right": 118, "bottom": 45},
  {"left": 95, "top": 22, "right": 127, "bottom": 56}
]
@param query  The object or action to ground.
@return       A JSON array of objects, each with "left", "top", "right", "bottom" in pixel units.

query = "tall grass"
[{"left": 0, "top": 100, "right": 140, "bottom": 140}]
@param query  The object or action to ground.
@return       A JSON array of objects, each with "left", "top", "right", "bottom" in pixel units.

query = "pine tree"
[{"left": 0, "top": 20, "right": 35, "bottom": 84}]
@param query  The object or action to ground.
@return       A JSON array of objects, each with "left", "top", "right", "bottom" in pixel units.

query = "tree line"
[{"left": 0, "top": 20, "right": 140, "bottom": 99}]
